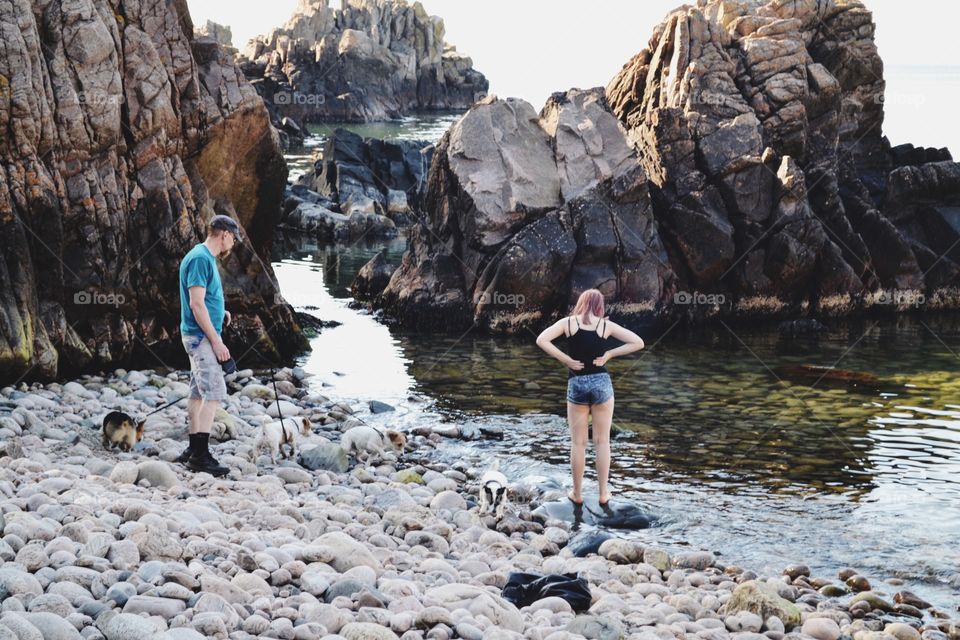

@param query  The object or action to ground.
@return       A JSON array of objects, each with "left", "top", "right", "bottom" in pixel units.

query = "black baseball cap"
[{"left": 210, "top": 214, "right": 241, "bottom": 240}]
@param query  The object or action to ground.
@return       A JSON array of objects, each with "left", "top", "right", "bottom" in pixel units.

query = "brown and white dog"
[
  {"left": 102, "top": 411, "right": 146, "bottom": 452},
  {"left": 255, "top": 416, "right": 311, "bottom": 464},
  {"left": 340, "top": 425, "right": 407, "bottom": 462}
]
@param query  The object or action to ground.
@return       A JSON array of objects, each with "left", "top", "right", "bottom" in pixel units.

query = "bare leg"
[
  {"left": 187, "top": 398, "right": 201, "bottom": 435},
  {"left": 196, "top": 399, "right": 218, "bottom": 435},
  {"left": 591, "top": 397, "right": 615, "bottom": 504},
  {"left": 567, "top": 402, "right": 590, "bottom": 504}
]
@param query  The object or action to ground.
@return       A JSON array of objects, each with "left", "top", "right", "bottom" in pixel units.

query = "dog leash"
[
  {"left": 247, "top": 345, "right": 284, "bottom": 425},
  {"left": 142, "top": 395, "right": 188, "bottom": 418}
]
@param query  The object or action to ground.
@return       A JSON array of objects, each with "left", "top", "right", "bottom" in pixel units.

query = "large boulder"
[
  {"left": 720, "top": 580, "right": 802, "bottom": 628},
  {"left": 604, "top": 0, "right": 957, "bottom": 318},
  {"left": 241, "top": 0, "right": 488, "bottom": 123},
  {"left": 364, "top": 0, "right": 960, "bottom": 332},
  {"left": 369, "top": 90, "right": 675, "bottom": 331},
  {"left": 0, "top": 0, "right": 306, "bottom": 384}
]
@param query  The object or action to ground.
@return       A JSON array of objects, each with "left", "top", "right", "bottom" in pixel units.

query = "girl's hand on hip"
[
  {"left": 593, "top": 352, "right": 610, "bottom": 367},
  {"left": 566, "top": 357, "right": 585, "bottom": 370}
]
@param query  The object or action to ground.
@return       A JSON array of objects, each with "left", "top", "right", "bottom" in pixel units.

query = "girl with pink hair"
[{"left": 536, "top": 289, "right": 645, "bottom": 505}]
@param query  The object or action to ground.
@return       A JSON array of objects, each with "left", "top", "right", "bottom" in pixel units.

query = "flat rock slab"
[{"left": 533, "top": 498, "right": 654, "bottom": 530}]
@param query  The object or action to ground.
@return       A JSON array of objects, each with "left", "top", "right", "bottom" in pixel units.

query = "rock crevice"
[
  {"left": 361, "top": 0, "right": 960, "bottom": 332},
  {"left": 0, "top": 0, "right": 305, "bottom": 383}
]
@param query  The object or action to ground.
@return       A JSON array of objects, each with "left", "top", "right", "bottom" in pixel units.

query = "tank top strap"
[
  {"left": 600, "top": 317, "right": 606, "bottom": 337},
  {"left": 574, "top": 316, "right": 580, "bottom": 328}
]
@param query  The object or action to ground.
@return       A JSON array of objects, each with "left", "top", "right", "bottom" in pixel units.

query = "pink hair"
[{"left": 572, "top": 289, "right": 604, "bottom": 325}]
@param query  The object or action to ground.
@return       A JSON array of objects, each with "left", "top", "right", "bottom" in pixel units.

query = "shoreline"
[{"left": 0, "top": 367, "right": 956, "bottom": 639}]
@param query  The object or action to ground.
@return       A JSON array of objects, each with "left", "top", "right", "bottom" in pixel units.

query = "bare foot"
[{"left": 567, "top": 490, "right": 583, "bottom": 505}]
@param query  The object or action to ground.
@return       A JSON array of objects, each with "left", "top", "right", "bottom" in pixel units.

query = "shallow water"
[{"left": 272, "top": 231, "right": 960, "bottom": 610}]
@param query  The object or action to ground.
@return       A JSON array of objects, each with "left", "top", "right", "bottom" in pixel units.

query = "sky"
[{"left": 189, "top": 0, "right": 960, "bottom": 153}]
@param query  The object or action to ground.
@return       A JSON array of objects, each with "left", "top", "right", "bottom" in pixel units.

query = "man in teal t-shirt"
[{"left": 177, "top": 214, "right": 240, "bottom": 477}]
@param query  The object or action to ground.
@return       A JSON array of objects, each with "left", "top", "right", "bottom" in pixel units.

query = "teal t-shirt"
[{"left": 179, "top": 244, "right": 225, "bottom": 337}]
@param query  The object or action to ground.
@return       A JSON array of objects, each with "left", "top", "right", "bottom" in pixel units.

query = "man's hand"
[
  {"left": 212, "top": 337, "right": 231, "bottom": 363},
  {"left": 225, "top": 310, "right": 232, "bottom": 326}
]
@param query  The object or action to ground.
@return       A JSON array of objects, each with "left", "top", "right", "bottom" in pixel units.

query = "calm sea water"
[
  {"left": 274, "top": 91, "right": 960, "bottom": 609},
  {"left": 271, "top": 233, "right": 960, "bottom": 610}
]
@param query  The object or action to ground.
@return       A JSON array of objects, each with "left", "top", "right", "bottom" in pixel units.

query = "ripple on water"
[{"left": 271, "top": 234, "right": 960, "bottom": 610}]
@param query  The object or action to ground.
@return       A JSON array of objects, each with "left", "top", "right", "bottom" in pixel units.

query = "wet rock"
[
  {"left": 846, "top": 574, "right": 872, "bottom": 592},
  {"left": 565, "top": 532, "right": 613, "bottom": 558},
  {"left": 598, "top": 539, "right": 644, "bottom": 564},
  {"left": 532, "top": 498, "right": 653, "bottom": 530},
  {"left": 885, "top": 623, "right": 922, "bottom": 640},
  {"left": 849, "top": 591, "right": 893, "bottom": 611},
  {"left": 783, "top": 564, "right": 810, "bottom": 580},
  {"left": 894, "top": 591, "right": 931, "bottom": 610},
  {"left": 673, "top": 551, "right": 716, "bottom": 570}
]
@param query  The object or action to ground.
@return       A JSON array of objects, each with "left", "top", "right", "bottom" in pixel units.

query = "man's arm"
[{"left": 188, "top": 286, "right": 230, "bottom": 362}]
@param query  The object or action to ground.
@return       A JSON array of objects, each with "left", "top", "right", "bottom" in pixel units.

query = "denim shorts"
[
  {"left": 181, "top": 334, "right": 228, "bottom": 401},
  {"left": 567, "top": 372, "right": 614, "bottom": 406}
]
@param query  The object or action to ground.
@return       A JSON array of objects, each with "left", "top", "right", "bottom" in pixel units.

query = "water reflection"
[{"left": 270, "top": 233, "right": 960, "bottom": 608}]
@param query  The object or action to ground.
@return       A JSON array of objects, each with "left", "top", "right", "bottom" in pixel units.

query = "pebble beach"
[{"left": 0, "top": 367, "right": 957, "bottom": 640}]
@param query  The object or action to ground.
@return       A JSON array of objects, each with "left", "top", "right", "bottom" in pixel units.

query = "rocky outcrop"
[
  {"left": 365, "top": 91, "right": 675, "bottom": 331},
  {"left": 359, "top": 0, "right": 960, "bottom": 333},
  {"left": 603, "top": 0, "right": 959, "bottom": 318},
  {"left": 280, "top": 128, "right": 433, "bottom": 239},
  {"left": 241, "top": 0, "right": 488, "bottom": 123},
  {"left": 0, "top": 0, "right": 306, "bottom": 384},
  {"left": 194, "top": 19, "right": 235, "bottom": 53}
]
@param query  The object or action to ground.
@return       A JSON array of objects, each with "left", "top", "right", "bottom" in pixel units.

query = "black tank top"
[{"left": 566, "top": 316, "right": 608, "bottom": 378}]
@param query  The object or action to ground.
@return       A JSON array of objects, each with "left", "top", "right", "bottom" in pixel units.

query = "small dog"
[
  {"left": 478, "top": 460, "right": 509, "bottom": 520},
  {"left": 256, "top": 416, "right": 311, "bottom": 464},
  {"left": 340, "top": 425, "right": 407, "bottom": 461},
  {"left": 102, "top": 411, "right": 145, "bottom": 452}
]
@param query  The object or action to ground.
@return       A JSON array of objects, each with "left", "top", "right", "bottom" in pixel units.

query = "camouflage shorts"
[{"left": 181, "top": 334, "right": 228, "bottom": 402}]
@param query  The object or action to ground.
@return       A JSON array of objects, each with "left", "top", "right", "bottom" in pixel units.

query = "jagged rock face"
[
  {"left": 369, "top": 91, "right": 675, "bottom": 331},
  {"left": 0, "top": 0, "right": 304, "bottom": 383},
  {"left": 360, "top": 0, "right": 960, "bottom": 333},
  {"left": 605, "top": 0, "right": 959, "bottom": 317},
  {"left": 242, "top": 0, "right": 488, "bottom": 122},
  {"left": 195, "top": 19, "right": 234, "bottom": 51}
]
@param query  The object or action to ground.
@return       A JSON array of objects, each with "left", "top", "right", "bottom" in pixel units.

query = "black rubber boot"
[
  {"left": 176, "top": 433, "right": 199, "bottom": 464},
  {"left": 186, "top": 433, "right": 229, "bottom": 477}
]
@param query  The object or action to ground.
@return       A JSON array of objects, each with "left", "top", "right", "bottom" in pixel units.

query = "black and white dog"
[{"left": 478, "top": 460, "right": 509, "bottom": 519}]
